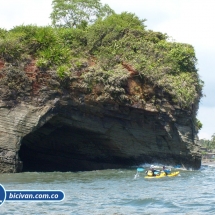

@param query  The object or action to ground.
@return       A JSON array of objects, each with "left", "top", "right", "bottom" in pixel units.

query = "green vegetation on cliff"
[{"left": 0, "top": 10, "right": 203, "bottom": 109}]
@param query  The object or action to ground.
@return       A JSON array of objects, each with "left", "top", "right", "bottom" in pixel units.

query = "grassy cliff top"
[{"left": 0, "top": 12, "right": 203, "bottom": 109}]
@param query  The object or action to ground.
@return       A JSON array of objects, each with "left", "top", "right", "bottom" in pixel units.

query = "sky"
[{"left": 0, "top": 0, "right": 214, "bottom": 139}]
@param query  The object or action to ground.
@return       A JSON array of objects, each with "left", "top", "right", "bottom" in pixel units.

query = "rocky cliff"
[
  {"left": 0, "top": 59, "right": 201, "bottom": 173},
  {"left": 0, "top": 14, "right": 203, "bottom": 173}
]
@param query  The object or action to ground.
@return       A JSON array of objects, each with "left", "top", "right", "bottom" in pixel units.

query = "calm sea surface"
[{"left": 0, "top": 164, "right": 215, "bottom": 214}]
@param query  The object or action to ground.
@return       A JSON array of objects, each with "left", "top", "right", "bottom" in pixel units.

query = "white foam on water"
[{"left": 133, "top": 172, "right": 139, "bottom": 180}]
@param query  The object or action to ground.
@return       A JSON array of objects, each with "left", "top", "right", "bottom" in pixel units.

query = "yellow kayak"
[
  {"left": 167, "top": 171, "right": 180, "bottom": 177},
  {"left": 145, "top": 171, "right": 180, "bottom": 179}
]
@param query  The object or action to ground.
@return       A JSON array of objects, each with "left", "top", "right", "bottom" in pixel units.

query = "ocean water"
[{"left": 0, "top": 164, "right": 215, "bottom": 215}]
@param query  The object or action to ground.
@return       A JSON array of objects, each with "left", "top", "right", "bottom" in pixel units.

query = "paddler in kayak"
[
  {"left": 145, "top": 165, "right": 160, "bottom": 176},
  {"left": 162, "top": 166, "right": 171, "bottom": 175},
  {"left": 162, "top": 166, "right": 167, "bottom": 175}
]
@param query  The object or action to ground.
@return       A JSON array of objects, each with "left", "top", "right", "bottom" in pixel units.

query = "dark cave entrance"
[{"left": 18, "top": 117, "right": 125, "bottom": 172}]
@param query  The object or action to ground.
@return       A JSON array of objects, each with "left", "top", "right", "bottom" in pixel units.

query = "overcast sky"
[{"left": 0, "top": 0, "right": 214, "bottom": 139}]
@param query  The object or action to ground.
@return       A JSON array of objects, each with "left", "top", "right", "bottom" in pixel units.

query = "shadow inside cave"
[{"left": 18, "top": 116, "right": 127, "bottom": 172}]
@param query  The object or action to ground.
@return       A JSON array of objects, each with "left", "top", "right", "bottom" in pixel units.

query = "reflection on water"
[{"left": 0, "top": 165, "right": 215, "bottom": 214}]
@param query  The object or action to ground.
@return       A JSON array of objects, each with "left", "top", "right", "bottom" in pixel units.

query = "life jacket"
[{"left": 147, "top": 170, "right": 153, "bottom": 176}]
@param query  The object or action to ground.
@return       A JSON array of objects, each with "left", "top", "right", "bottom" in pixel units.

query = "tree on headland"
[
  {"left": 50, "top": 0, "right": 115, "bottom": 28},
  {"left": 200, "top": 133, "right": 215, "bottom": 150},
  {"left": 210, "top": 133, "right": 215, "bottom": 148}
]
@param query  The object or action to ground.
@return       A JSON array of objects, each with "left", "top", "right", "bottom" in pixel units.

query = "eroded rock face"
[
  {"left": 0, "top": 62, "right": 201, "bottom": 173},
  {"left": 0, "top": 99, "right": 201, "bottom": 173}
]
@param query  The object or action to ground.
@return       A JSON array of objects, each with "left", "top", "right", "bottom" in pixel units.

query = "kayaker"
[
  {"left": 163, "top": 166, "right": 171, "bottom": 175},
  {"left": 145, "top": 165, "right": 159, "bottom": 176},
  {"left": 162, "top": 166, "right": 167, "bottom": 175}
]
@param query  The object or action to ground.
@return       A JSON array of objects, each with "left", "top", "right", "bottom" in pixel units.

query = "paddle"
[
  {"left": 137, "top": 167, "right": 144, "bottom": 172},
  {"left": 174, "top": 165, "right": 181, "bottom": 168},
  {"left": 134, "top": 167, "right": 144, "bottom": 179}
]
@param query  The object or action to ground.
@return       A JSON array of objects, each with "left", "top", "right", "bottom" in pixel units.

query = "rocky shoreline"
[{"left": 201, "top": 160, "right": 215, "bottom": 166}]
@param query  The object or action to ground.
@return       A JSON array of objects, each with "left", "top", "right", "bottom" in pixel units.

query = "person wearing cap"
[{"left": 146, "top": 165, "right": 159, "bottom": 176}]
